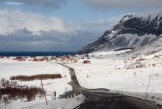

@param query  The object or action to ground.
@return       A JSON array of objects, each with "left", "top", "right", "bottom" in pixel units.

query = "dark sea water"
[{"left": 0, "top": 52, "right": 74, "bottom": 56}]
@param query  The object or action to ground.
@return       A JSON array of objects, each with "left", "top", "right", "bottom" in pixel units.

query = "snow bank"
[{"left": 23, "top": 94, "right": 85, "bottom": 109}]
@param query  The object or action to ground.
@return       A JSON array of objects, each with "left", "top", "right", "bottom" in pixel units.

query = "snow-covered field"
[
  {"left": 0, "top": 58, "right": 82, "bottom": 109},
  {"left": 68, "top": 49, "right": 162, "bottom": 105},
  {"left": 1, "top": 45, "right": 162, "bottom": 108}
]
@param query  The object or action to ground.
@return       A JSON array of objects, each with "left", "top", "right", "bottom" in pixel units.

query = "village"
[{"left": 0, "top": 55, "right": 91, "bottom": 64}]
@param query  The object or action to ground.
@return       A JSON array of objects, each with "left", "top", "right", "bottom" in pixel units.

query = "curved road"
[
  {"left": 59, "top": 63, "right": 162, "bottom": 109},
  {"left": 77, "top": 94, "right": 162, "bottom": 109}
]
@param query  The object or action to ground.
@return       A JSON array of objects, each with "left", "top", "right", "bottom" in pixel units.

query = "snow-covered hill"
[
  {"left": 76, "top": 12, "right": 162, "bottom": 54},
  {"left": 121, "top": 34, "right": 162, "bottom": 58},
  {"left": 69, "top": 36, "right": 162, "bottom": 105}
]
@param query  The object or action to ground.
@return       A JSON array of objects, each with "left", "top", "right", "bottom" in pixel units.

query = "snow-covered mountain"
[{"left": 76, "top": 12, "right": 162, "bottom": 54}]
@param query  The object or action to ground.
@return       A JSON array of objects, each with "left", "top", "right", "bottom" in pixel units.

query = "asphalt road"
[
  {"left": 77, "top": 93, "right": 162, "bottom": 109},
  {"left": 58, "top": 63, "right": 162, "bottom": 109}
]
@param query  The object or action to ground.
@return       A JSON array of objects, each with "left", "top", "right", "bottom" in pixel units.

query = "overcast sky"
[{"left": 0, "top": 0, "right": 161, "bottom": 52}]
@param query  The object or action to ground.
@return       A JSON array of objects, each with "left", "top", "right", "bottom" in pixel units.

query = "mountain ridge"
[{"left": 76, "top": 12, "right": 162, "bottom": 54}]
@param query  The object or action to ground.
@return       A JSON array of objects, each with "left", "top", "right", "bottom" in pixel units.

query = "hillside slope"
[{"left": 76, "top": 12, "right": 162, "bottom": 54}]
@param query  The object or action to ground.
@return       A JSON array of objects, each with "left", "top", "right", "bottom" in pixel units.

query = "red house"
[{"left": 82, "top": 60, "right": 91, "bottom": 64}]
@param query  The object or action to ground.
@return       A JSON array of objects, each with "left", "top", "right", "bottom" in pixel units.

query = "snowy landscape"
[
  {"left": 0, "top": 56, "right": 84, "bottom": 109},
  {"left": 1, "top": 38, "right": 162, "bottom": 108},
  {"left": 1, "top": 1, "right": 162, "bottom": 108}
]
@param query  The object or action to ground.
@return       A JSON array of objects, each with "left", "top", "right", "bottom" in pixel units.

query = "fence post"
[
  {"left": 41, "top": 79, "right": 48, "bottom": 105},
  {"left": 54, "top": 91, "right": 56, "bottom": 100},
  {"left": 146, "top": 75, "right": 151, "bottom": 97}
]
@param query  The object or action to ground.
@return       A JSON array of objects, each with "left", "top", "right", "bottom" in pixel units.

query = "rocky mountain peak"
[{"left": 76, "top": 12, "right": 162, "bottom": 54}]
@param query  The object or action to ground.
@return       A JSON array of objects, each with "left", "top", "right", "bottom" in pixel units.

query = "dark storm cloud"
[
  {"left": 81, "top": 0, "right": 162, "bottom": 10},
  {"left": 0, "top": 28, "right": 100, "bottom": 51},
  {"left": 0, "top": 9, "right": 120, "bottom": 52},
  {"left": 1, "top": 0, "right": 66, "bottom": 8}
]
